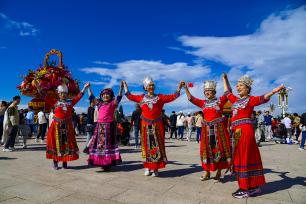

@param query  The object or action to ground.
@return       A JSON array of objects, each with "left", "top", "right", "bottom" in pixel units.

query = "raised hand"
[
  {"left": 222, "top": 73, "right": 228, "bottom": 80},
  {"left": 178, "top": 81, "right": 185, "bottom": 90},
  {"left": 122, "top": 80, "right": 128, "bottom": 92},
  {"left": 272, "top": 84, "right": 285, "bottom": 94},
  {"left": 84, "top": 82, "right": 90, "bottom": 89}
]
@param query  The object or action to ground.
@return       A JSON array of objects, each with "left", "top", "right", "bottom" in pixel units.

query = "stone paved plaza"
[{"left": 0, "top": 134, "right": 305, "bottom": 204}]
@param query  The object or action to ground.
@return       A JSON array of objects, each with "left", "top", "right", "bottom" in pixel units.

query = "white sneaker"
[
  {"left": 151, "top": 170, "right": 159, "bottom": 177},
  {"left": 298, "top": 147, "right": 304, "bottom": 151},
  {"left": 3, "top": 148, "right": 12, "bottom": 152},
  {"left": 144, "top": 168, "right": 151, "bottom": 176}
]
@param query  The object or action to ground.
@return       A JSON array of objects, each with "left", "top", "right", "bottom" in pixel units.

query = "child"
[{"left": 87, "top": 82, "right": 123, "bottom": 171}]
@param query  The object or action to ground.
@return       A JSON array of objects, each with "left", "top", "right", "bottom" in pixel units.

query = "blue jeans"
[
  {"left": 196, "top": 127, "right": 202, "bottom": 142},
  {"left": 134, "top": 125, "right": 140, "bottom": 146},
  {"left": 300, "top": 131, "right": 306, "bottom": 149},
  {"left": 178, "top": 126, "right": 184, "bottom": 139},
  {"left": 85, "top": 124, "right": 94, "bottom": 145}
]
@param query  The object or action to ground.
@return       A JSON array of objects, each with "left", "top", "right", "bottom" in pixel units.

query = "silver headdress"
[
  {"left": 238, "top": 75, "right": 253, "bottom": 88},
  {"left": 143, "top": 76, "right": 154, "bottom": 89},
  {"left": 57, "top": 84, "right": 68, "bottom": 93},
  {"left": 204, "top": 80, "right": 217, "bottom": 91}
]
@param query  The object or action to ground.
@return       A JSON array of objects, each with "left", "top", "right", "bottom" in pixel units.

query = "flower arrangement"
[{"left": 17, "top": 49, "right": 80, "bottom": 99}]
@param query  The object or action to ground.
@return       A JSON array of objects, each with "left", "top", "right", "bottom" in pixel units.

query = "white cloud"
[
  {"left": 80, "top": 60, "right": 211, "bottom": 89},
  {"left": 178, "top": 6, "right": 306, "bottom": 113},
  {"left": 0, "top": 12, "right": 39, "bottom": 36},
  {"left": 91, "top": 61, "right": 114, "bottom": 65}
]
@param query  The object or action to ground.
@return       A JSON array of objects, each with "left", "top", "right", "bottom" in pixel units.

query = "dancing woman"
[
  {"left": 222, "top": 74, "right": 284, "bottom": 198},
  {"left": 123, "top": 77, "right": 184, "bottom": 177},
  {"left": 36, "top": 82, "right": 90, "bottom": 169},
  {"left": 184, "top": 80, "right": 231, "bottom": 182}
]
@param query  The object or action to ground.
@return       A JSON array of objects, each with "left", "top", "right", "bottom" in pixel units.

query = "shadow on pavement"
[
  {"left": 262, "top": 169, "right": 306, "bottom": 195},
  {"left": 166, "top": 145, "right": 187, "bottom": 148},
  {"left": 159, "top": 163, "right": 202, "bottom": 177},
  {"left": 112, "top": 160, "right": 143, "bottom": 172},
  {"left": 0, "top": 157, "right": 17, "bottom": 160},
  {"left": 15, "top": 146, "right": 46, "bottom": 151}
]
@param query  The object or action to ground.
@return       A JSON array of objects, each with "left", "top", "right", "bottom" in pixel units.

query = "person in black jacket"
[
  {"left": 169, "top": 111, "right": 177, "bottom": 139},
  {"left": 131, "top": 104, "right": 142, "bottom": 149},
  {"left": 299, "top": 111, "right": 306, "bottom": 150},
  {"left": 83, "top": 99, "right": 96, "bottom": 153}
]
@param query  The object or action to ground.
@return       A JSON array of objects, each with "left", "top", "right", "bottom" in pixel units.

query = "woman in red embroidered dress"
[
  {"left": 122, "top": 77, "right": 184, "bottom": 177},
  {"left": 184, "top": 80, "right": 231, "bottom": 182},
  {"left": 36, "top": 82, "right": 90, "bottom": 170},
  {"left": 222, "top": 74, "right": 284, "bottom": 198}
]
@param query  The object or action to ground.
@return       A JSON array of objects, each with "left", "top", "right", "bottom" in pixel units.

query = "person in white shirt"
[
  {"left": 195, "top": 111, "right": 203, "bottom": 143},
  {"left": 36, "top": 108, "right": 48, "bottom": 142},
  {"left": 282, "top": 114, "right": 292, "bottom": 143},
  {"left": 176, "top": 111, "right": 185, "bottom": 140},
  {"left": 185, "top": 112, "right": 194, "bottom": 142}
]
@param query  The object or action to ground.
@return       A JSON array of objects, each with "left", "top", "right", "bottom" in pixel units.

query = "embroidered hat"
[
  {"left": 238, "top": 75, "right": 253, "bottom": 88},
  {"left": 203, "top": 80, "right": 217, "bottom": 91},
  {"left": 57, "top": 84, "right": 68, "bottom": 93},
  {"left": 143, "top": 76, "right": 154, "bottom": 89}
]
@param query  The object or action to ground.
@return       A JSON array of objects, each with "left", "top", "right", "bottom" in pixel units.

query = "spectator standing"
[
  {"left": 282, "top": 114, "right": 292, "bottom": 144},
  {"left": 3, "top": 96, "right": 21, "bottom": 152},
  {"left": 264, "top": 111, "right": 273, "bottom": 141},
  {"left": 18, "top": 109, "right": 29, "bottom": 148},
  {"left": 25, "top": 106, "right": 35, "bottom": 138},
  {"left": 0, "top": 101, "right": 8, "bottom": 144},
  {"left": 176, "top": 111, "right": 185, "bottom": 140},
  {"left": 195, "top": 111, "right": 203, "bottom": 143},
  {"left": 292, "top": 113, "right": 301, "bottom": 143},
  {"left": 169, "top": 111, "right": 177, "bottom": 139},
  {"left": 185, "top": 112, "right": 194, "bottom": 142},
  {"left": 131, "top": 104, "right": 141, "bottom": 148},
  {"left": 298, "top": 110, "right": 306, "bottom": 150},
  {"left": 36, "top": 108, "right": 48, "bottom": 142}
]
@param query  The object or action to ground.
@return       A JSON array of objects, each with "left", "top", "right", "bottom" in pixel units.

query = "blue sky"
[{"left": 1, "top": 0, "right": 305, "bottom": 115}]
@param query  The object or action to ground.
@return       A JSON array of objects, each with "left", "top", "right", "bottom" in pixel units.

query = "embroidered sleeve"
[
  {"left": 249, "top": 95, "right": 269, "bottom": 107},
  {"left": 224, "top": 91, "right": 238, "bottom": 103},
  {"left": 189, "top": 95, "right": 205, "bottom": 108},
  {"left": 71, "top": 92, "right": 84, "bottom": 107},
  {"left": 125, "top": 91, "right": 143, "bottom": 103},
  {"left": 159, "top": 91, "right": 180, "bottom": 103}
]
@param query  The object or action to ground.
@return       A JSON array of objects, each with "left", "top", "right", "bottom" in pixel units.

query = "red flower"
[{"left": 188, "top": 82, "right": 194, "bottom": 88}]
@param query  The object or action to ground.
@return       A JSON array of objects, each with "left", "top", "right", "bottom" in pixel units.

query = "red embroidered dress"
[
  {"left": 225, "top": 91, "right": 269, "bottom": 190},
  {"left": 45, "top": 93, "right": 83, "bottom": 161},
  {"left": 188, "top": 95, "right": 231, "bottom": 171},
  {"left": 126, "top": 91, "right": 180, "bottom": 170}
]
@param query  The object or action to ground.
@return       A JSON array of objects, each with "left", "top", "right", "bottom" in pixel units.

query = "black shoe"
[
  {"left": 63, "top": 162, "right": 68, "bottom": 169},
  {"left": 83, "top": 147, "right": 89, "bottom": 154},
  {"left": 232, "top": 188, "right": 241, "bottom": 196},
  {"left": 53, "top": 161, "right": 59, "bottom": 170},
  {"left": 248, "top": 188, "right": 261, "bottom": 197}
]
